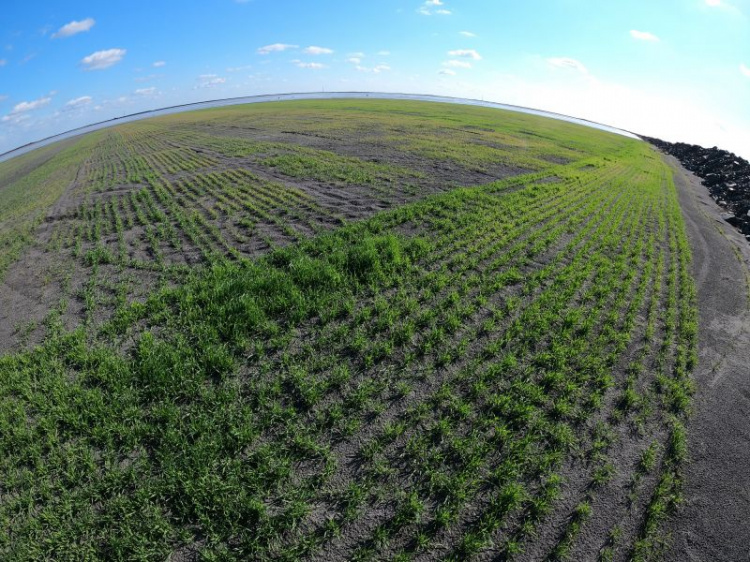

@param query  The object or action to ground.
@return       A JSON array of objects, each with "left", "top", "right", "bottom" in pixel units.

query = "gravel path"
[{"left": 664, "top": 154, "right": 750, "bottom": 561}]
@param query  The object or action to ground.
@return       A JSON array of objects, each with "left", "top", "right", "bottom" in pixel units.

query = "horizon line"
[{"left": 0, "top": 91, "right": 641, "bottom": 162}]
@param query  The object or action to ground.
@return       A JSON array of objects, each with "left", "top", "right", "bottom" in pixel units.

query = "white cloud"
[
  {"left": 1, "top": 114, "right": 30, "bottom": 124},
  {"left": 439, "top": 69, "right": 456, "bottom": 75},
  {"left": 226, "top": 65, "right": 252, "bottom": 72},
  {"left": 64, "top": 95, "right": 92, "bottom": 108},
  {"left": 447, "top": 49, "right": 482, "bottom": 60},
  {"left": 630, "top": 29, "right": 660, "bottom": 42},
  {"left": 257, "top": 43, "right": 298, "bottom": 55},
  {"left": 293, "top": 61, "right": 325, "bottom": 69},
  {"left": 52, "top": 18, "right": 95, "bottom": 39},
  {"left": 10, "top": 96, "right": 52, "bottom": 115},
  {"left": 703, "top": 0, "right": 743, "bottom": 16},
  {"left": 134, "top": 73, "right": 162, "bottom": 83},
  {"left": 418, "top": 0, "right": 451, "bottom": 15},
  {"left": 460, "top": 31, "right": 477, "bottom": 37},
  {"left": 741, "top": 63, "right": 750, "bottom": 77},
  {"left": 377, "top": 50, "right": 391, "bottom": 56},
  {"left": 443, "top": 59, "right": 472, "bottom": 68},
  {"left": 195, "top": 75, "right": 227, "bottom": 88},
  {"left": 303, "top": 46, "right": 334, "bottom": 55},
  {"left": 152, "top": 60, "right": 166, "bottom": 67},
  {"left": 134, "top": 87, "right": 157, "bottom": 95},
  {"left": 547, "top": 57, "right": 589, "bottom": 74},
  {"left": 355, "top": 63, "right": 391, "bottom": 73},
  {"left": 0, "top": 95, "right": 7, "bottom": 102},
  {"left": 347, "top": 52, "right": 365, "bottom": 64},
  {"left": 0, "top": 59, "right": 6, "bottom": 67},
  {"left": 2, "top": 94, "right": 53, "bottom": 123},
  {"left": 81, "top": 48, "right": 126, "bottom": 71}
]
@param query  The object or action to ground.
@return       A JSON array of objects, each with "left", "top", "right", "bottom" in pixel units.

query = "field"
[{"left": 0, "top": 100, "right": 697, "bottom": 560}]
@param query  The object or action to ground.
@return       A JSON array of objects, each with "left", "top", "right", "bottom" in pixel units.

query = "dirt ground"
[
  {"left": 664, "top": 154, "right": 750, "bottom": 561},
  {"left": 0, "top": 123, "right": 534, "bottom": 355}
]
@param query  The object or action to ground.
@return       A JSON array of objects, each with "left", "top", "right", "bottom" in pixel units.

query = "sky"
[{"left": 1, "top": 0, "right": 749, "bottom": 158}]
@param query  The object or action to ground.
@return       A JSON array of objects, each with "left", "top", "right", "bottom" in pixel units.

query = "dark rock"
[{"left": 643, "top": 135, "right": 750, "bottom": 238}]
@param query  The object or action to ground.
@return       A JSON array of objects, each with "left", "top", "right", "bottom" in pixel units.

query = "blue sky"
[{"left": 1, "top": 0, "right": 749, "bottom": 157}]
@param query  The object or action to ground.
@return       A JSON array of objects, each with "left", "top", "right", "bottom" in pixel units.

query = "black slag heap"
[{"left": 644, "top": 136, "right": 750, "bottom": 238}]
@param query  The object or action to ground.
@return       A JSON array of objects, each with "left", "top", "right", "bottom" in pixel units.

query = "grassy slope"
[
  {"left": 0, "top": 101, "right": 696, "bottom": 560},
  {"left": 0, "top": 136, "right": 96, "bottom": 281},
  {"left": 2, "top": 100, "right": 637, "bottom": 341}
]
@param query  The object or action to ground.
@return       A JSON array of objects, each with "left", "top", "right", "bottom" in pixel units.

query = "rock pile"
[{"left": 644, "top": 136, "right": 750, "bottom": 238}]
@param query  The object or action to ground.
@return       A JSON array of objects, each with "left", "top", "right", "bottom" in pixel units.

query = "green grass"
[
  {"left": 0, "top": 99, "right": 697, "bottom": 560},
  {"left": 0, "top": 137, "right": 95, "bottom": 281},
  {"left": 261, "top": 149, "right": 422, "bottom": 188}
]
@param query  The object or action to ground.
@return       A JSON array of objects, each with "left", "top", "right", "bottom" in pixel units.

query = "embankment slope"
[{"left": 665, "top": 154, "right": 750, "bottom": 561}]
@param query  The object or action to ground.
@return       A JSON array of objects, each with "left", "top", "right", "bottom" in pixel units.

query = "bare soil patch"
[{"left": 183, "top": 122, "right": 531, "bottom": 189}]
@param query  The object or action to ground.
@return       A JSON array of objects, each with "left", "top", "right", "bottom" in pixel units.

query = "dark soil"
[
  {"left": 187, "top": 122, "right": 532, "bottom": 192},
  {"left": 663, "top": 155, "right": 750, "bottom": 561}
]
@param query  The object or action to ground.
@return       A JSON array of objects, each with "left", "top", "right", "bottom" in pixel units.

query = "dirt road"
[{"left": 665, "top": 154, "right": 750, "bottom": 561}]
